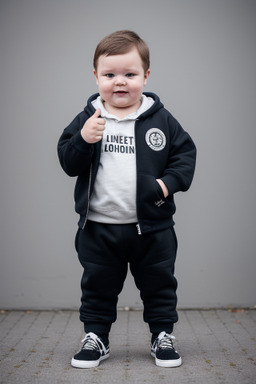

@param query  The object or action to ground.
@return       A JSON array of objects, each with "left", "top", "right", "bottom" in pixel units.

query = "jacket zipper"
[
  {"left": 82, "top": 164, "right": 92, "bottom": 230},
  {"left": 135, "top": 118, "right": 142, "bottom": 236},
  {"left": 82, "top": 138, "right": 102, "bottom": 229}
]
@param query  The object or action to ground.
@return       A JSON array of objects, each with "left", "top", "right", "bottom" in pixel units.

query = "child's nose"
[{"left": 115, "top": 76, "right": 126, "bottom": 85}]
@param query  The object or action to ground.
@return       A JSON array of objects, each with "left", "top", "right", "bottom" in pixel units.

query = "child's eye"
[
  {"left": 126, "top": 73, "right": 135, "bottom": 78},
  {"left": 105, "top": 73, "right": 114, "bottom": 78}
]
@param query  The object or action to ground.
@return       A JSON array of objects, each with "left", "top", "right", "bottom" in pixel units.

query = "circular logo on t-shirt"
[{"left": 145, "top": 128, "right": 166, "bottom": 151}]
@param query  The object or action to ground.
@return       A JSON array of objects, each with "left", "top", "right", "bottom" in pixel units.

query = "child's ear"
[
  {"left": 144, "top": 69, "right": 150, "bottom": 85},
  {"left": 93, "top": 69, "right": 99, "bottom": 85}
]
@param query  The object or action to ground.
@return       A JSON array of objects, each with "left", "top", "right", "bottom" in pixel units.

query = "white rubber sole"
[
  {"left": 71, "top": 353, "right": 109, "bottom": 369},
  {"left": 151, "top": 352, "right": 182, "bottom": 368}
]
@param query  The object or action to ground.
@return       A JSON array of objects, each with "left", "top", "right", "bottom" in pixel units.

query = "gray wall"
[{"left": 1, "top": 0, "right": 255, "bottom": 310}]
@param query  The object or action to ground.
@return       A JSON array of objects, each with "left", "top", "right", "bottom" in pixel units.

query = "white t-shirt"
[{"left": 87, "top": 95, "right": 154, "bottom": 224}]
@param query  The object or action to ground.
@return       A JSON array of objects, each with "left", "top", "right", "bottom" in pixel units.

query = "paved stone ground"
[{"left": 0, "top": 309, "right": 255, "bottom": 384}]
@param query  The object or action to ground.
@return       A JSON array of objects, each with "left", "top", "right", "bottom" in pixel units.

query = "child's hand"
[
  {"left": 156, "top": 179, "right": 169, "bottom": 198},
  {"left": 81, "top": 108, "right": 105, "bottom": 143}
]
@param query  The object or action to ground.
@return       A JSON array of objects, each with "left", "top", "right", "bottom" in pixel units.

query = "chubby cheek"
[
  {"left": 98, "top": 83, "right": 112, "bottom": 97},
  {"left": 130, "top": 83, "right": 145, "bottom": 95}
]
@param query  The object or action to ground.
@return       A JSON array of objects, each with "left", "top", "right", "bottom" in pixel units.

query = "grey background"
[{"left": 0, "top": 0, "right": 255, "bottom": 310}]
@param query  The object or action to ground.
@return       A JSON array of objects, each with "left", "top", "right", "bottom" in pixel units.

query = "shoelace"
[
  {"left": 80, "top": 332, "right": 108, "bottom": 354},
  {"left": 157, "top": 333, "right": 175, "bottom": 350},
  {"left": 81, "top": 333, "right": 100, "bottom": 351}
]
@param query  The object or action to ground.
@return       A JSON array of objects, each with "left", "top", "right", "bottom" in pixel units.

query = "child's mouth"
[{"left": 114, "top": 91, "right": 128, "bottom": 95}]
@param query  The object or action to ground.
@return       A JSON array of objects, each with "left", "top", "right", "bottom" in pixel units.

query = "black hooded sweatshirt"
[{"left": 57, "top": 92, "right": 196, "bottom": 234}]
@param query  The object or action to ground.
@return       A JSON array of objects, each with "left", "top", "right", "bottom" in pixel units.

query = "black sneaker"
[
  {"left": 151, "top": 331, "right": 182, "bottom": 367},
  {"left": 71, "top": 332, "right": 110, "bottom": 368}
]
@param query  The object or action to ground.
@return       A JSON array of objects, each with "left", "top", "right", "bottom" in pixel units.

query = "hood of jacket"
[{"left": 84, "top": 92, "right": 164, "bottom": 119}]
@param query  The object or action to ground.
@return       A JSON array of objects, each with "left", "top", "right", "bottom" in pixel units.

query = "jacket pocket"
[{"left": 137, "top": 174, "right": 174, "bottom": 220}]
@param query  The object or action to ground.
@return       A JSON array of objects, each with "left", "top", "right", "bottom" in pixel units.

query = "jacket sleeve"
[
  {"left": 161, "top": 116, "right": 197, "bottom": 195},
  {"left": 57, "top": 112, "right": 94, "bottom": 177}
]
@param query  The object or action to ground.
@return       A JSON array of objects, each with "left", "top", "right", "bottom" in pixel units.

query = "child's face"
[{"left": 93, "top": 47, "right": 150, "bottom": 117}]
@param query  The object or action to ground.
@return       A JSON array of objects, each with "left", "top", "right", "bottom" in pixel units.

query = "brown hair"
[{"left": 93, "top": 30, "right": 150, "bottom": 73}]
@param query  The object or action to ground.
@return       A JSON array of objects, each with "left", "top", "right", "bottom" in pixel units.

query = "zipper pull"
[{"left": 136, "top": 224, "right": 142, "bottom": 235}]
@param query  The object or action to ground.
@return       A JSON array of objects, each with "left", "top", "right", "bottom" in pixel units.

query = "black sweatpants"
[{"left": 75, "top": 220, "right": 178, "bottom": 335}]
